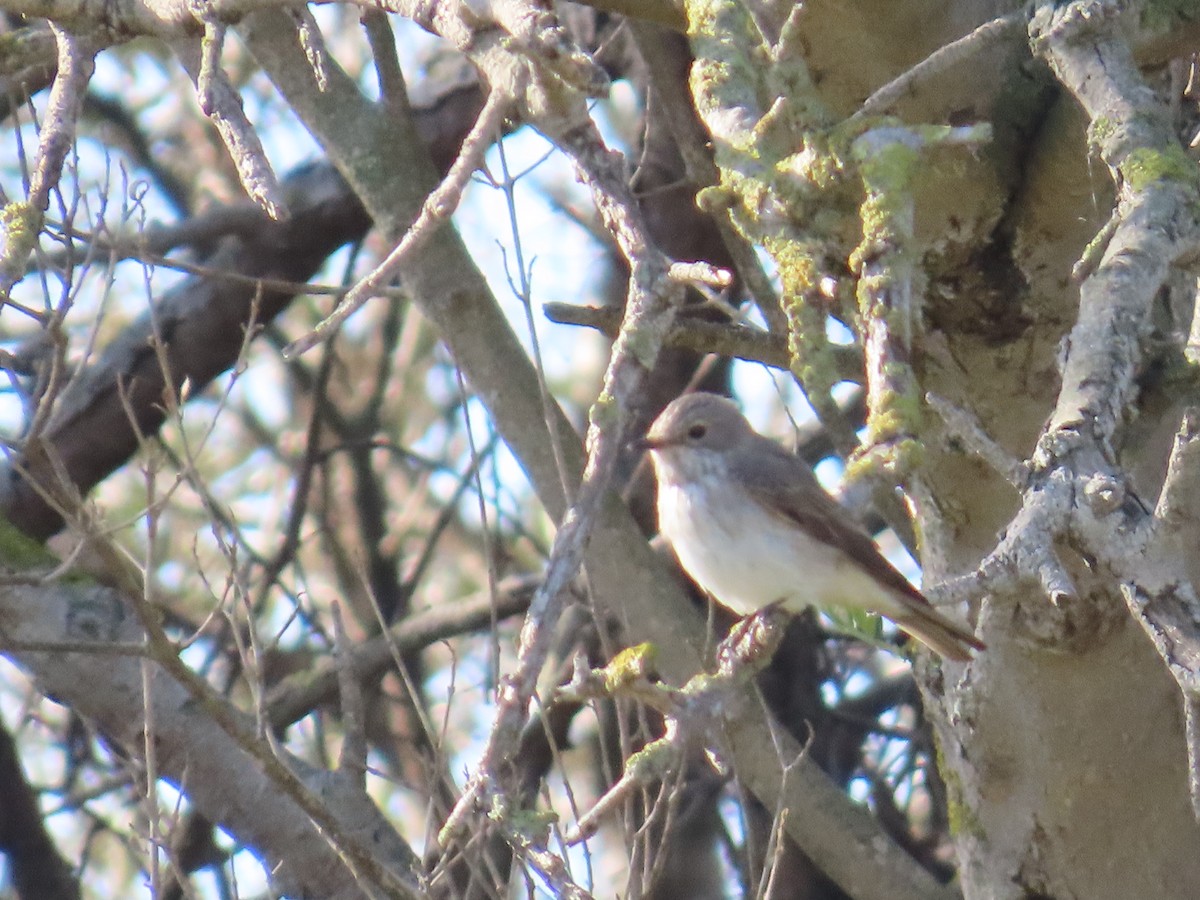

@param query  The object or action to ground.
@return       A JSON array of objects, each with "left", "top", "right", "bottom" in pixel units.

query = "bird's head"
[{"left": 633, "top": 393, "right": 753, "bottom": 457}]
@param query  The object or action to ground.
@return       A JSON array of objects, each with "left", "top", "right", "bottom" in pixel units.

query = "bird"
[{"left": 636, "top": 392, "right": 984, "bottom": 661}]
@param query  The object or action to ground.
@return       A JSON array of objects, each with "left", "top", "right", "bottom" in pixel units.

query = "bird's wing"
[
  {"left": 729, "top": 437, "right": 924, "bottom": 601},
  {"left": 726, "top": 436, "right": 985, "bottom": 659}
]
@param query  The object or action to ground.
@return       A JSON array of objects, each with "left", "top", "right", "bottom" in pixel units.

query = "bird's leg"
[
  {"left": 717, "top": 599, "right": 792, "bottom": 674},
  {"left": 725, "top": 599, "right": 791, "bottom": 654}
]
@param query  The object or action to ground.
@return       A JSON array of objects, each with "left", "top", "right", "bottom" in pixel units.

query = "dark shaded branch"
[
  {"left": 0, "top": 162, "right": 370, "bottom": 540},
  {"left": 543, "top": 301, "right": 864, "bottom": 382},
  {"left": 0, "top": 719, "right": 79, "bottom": 900}
]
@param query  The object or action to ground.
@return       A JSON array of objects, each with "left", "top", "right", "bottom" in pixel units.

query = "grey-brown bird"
[{"left": 637, "top": 392, "right": 983, "bottom": 661}]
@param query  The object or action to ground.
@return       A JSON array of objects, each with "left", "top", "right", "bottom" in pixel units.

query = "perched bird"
[{"left": 636, "top": 392, "right": 983, "bottom": 661}]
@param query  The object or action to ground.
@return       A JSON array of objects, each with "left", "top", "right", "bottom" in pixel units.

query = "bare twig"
[
  {"left": 1188, "top": 695, "right": 1200, "bottom": 820},
  {"left": 362, "top": 10, "right": 407, "bottom": 112},
  {"left": 926, "top": 391, "right": 1027, "bottom": 488},
  {"left": 925, "top": 0, "right": 1200, "bottom": 640},
  {"left": 667, "top": 260, "right": 732, "bottom": 289},
  {"left": 543, "top": 301, "right": 865, "bottom": 381},
  {"left": 852, "top": 10, "right": 1026, "bottom": 122},
  {"left": 265, "top": 576, "right": 536, "bottom": 729},
  {"left": 440, "top": 40, "right": 686, "bottom": 867},
  {"left": 191, "top": 11, "right": 224, "bottom": 115},
  {"left": 291, "top": 7, "right": 331, "bottom": 93},
  {"left": 177, "top": 37, "right": 287, "bottom": 220},
  {"left": 285, "top": 86, "right": 513, "bottom": 358},
  {"left": 628, "top": 22, "right": 787, "bottom": 331},
  {"left": 333, "top": 603, "right": 367, "bottom": 783},
  {"left": 1071, "top": 206, "right": 1120, "bottom": 284},
  {"left": 563, "top": 605, "right": 789, "bottom": 844},
  {"left": 1, "top": 26, "right": 94, "bottom": 292},
  {"left": 490, "top": 136, "right": 577, "bottom": 509},
  {"left": 27, "top": 26, "right": 94, "bottom": 215},
  {"left": 1155, "top": 408, "right": 1200, "bottom": 526}
]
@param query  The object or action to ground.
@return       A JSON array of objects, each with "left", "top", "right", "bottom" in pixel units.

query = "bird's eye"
[{"left": 687, "top": 423, "right": 707, "bottom": 440}]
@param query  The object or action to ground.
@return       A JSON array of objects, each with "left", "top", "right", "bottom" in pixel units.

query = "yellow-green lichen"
[
  {"left": 624, "top": 738, "right": 674, "bottom": 780},
  {"left": 726, "top": 176, "right": 771, "bottom": 227},
  {"left": 681, "top": 671, "right": 717, "bottom": 697},
  {"left": 1, "top": 200, "right": 37, "bottom": 270},
  {"left": 1078, "top": 226, "right": 1111, "bottom": 270},
  {"left": 1088, "top": 116, "right": 1117, "bottom": 150},
  {"left": 782, "top": 134, "right": 850, "bottom": 193},
  {"left": 761, "top": 35, "right": 828, "bottom": 134},
  {"left": 856, "top": 140, "right": 920, "bottom": 190},
  {"left": 840, "top": 449, "right": 875, "bottom": 485},
  {"left": 865, "top": 387, "right": 923, "bottom": 444},
  {"left": 602, "top": 643, "right": 657, "bottom": 692},
  {"left": 936, "top": 741, "right": 983, "bottom": 839},
  {"left": 1120, "top": 145, "right": 1199, "bottom": 192},
  {"left": 589, "top": 391, "right": 619, "bottom": 430},
  {"left": 488, "top": 794, "right": 557, "bottom": 836},
  {"left": 685, "top": 0, "right": 752, "bottom": 40},
  {"left": 890, "top": 436, "right": 925, "bottom": 471},
  {"left": 685, "top": 0, "right": 766, "bottom": 147},
  {"left": 946, "top": 791, "right": 981, "bottom": 839},
  {"left": 686, "top": 0, "right": 839, "bottom": 250},
  {"left": 843, "top": 437, "right": 924, "bottom": 485},
  {"left": 768, "top": 238, "right": 822, "bottom": 296},
  {"left": 857, "top": 146, "right": 919, "bottom": 238},
  {"left": 777, "top": 244, "right": 842, "bottom": 397},
  {"left": 0, "top": 515, "right": 57, "bottom": 571}
]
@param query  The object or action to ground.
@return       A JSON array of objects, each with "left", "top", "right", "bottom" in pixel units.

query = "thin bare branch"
[
  {"left": 851, "top": 10, "right": 1025, "bottom": 123},
  {"left": 176, "top": 37, "right": 288, "bottom": 220},
  {"left": 285, "top": 86, "right": 513, "bottom": 358}
]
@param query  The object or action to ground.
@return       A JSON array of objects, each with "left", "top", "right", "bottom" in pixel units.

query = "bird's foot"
[{"left": 718, "top": 601, "right": 791, "bottom": 674}]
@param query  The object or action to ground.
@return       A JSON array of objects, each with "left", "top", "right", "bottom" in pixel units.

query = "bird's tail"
[{"left": 893, "top": 604, "right": 985, "bottom": 662}]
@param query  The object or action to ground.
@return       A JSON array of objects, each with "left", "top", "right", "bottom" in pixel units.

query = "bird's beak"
[{"left": 629, "top": 435, "right": 662, "bottom": 454}]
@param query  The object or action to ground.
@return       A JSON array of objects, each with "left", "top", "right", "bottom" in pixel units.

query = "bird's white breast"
[{"left": 655, "top": 473, "right": 901, "bottom": 617}]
